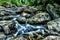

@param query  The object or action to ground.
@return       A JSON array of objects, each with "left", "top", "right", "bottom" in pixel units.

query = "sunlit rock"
[
  {"left": 47, "top": 18, "right": 60, "bottom": 35},
  {"left": 28, "top": 12, "right": 51, "bottom": 24}
]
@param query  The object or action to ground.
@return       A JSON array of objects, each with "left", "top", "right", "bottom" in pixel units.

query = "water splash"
[{"left": 13, "top": 22, "right": 50, "bottom": 37}]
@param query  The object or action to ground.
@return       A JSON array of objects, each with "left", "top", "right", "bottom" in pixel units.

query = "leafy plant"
[
  {"left": 11, "top": 0, "right": 21, "bottom": 6},
  {"left": 0, "top": 0, "right": 60, "bottom": 14}
]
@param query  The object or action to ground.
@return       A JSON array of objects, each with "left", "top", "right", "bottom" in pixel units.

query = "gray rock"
[
  {"left": 0, "top": 6, "right": 5, "bottom": 11},
  {"left": 0, "top": 32, "right": 6, "bottom": 40},
  {"left": 17, "top": 16, "right": 27, "bottom": 23},
  {"left": 24, "top": 6, "right": 37, "bottom": 13},
  {"left": 0, "top": 11, "right": 10, "bottom": 16},
  {"left": 6, "top": 35, "right": 28, "bottom": 40},
  {"left": 16, "top": 36, "right": 28, "bottom": 40},
  {"left": 47, "top": 18, "right": 60, "bottom": 32},
  {"left": 17, "top": 12, "right": 31, "bottom": 23},
  {"left": 15, "top": 7, "right": 24, "bottom": 13},
  {"left": 43, "top": 36, "right": 60, "bottom": 40},
  {"left": 21, "top": 12, "right": 31, "bottom": 18},
  {"left": 16, "top": 6, "right": 37, "bottom": 14},
  {"left": 0, "top": 15, "right": 20, "bottom": 20},
  {"left": 46, "top": 4, "right": 60, "bottom": 19},
  {"left": 0, "top": 20, "right": 15, "bottom": 34},
  {"left": 28, "top": 12, "right": 51, "bottom": 24}
]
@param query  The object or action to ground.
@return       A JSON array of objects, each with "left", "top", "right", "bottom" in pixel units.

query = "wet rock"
[
  {"left": 0, "top": 6, "right": 5, "bottom": 11},
  {"left": 5, "top": 6, "right": 17, "bottom": 13},
  {"left": 21, "top": 12, "right": 31, "bottom": 18},
  {"left": 43, "top": 36, "right": 60, "bottom": 40},
  {"left": 6, "top": 35, "right": 28, "bottom": 40},
  {"left": 17, "top": 16, "right": 27, "bottom": 23},
  {"left": 16, "top": 6, "right": 37, "bottom": 14},
  {"left": 46, "top": 4, "right": 60, "bottom": 19},
  {"left": 28, "top": 12, "right": 51, "bottom": 24},
  {"left": 0, "top": 32, "right": 6, "bottom": 40},
  {"left": 0, "top": 11, "right": 11, "bottom": 16},
  {"left": 0, "top": 15, "right": 20, "bottom": 20},
  {"left": 18, "top": 12, "right": 51, "bottom": 24},
  {"left": 23, "top": 6, "right": 32, "bottom": 12},
  {"left": 24, "top": 6, "right": 38, "bottom": 13},
  {"left": 47, "top": 18, "right": 60, "bottom": 34},
  {"left": 17, "top": 12, "right": 32, "bottom": 23},
  {"left": 0, "top": 6, "right": 17, "bottom": 15},
  {"left": 0, "top": 10, "right": 16, "bottom": 16},
  {"left": 15, "top": 7, "right": 24, "bottom": 13},
  {"left": 7, "top": 34, "right": 42, "bottom": 40},
  {"left": 15, "top": 35, "right": 28, "bottom": 40},
  {"left": 0, "top": 20, "right": 16, "bottom": 34},
  {"left": 29, "top": 6, "right": 38, "bottom": 12},
  {"left": 28, "top": 34, "right": 43, "bottom": 40}
]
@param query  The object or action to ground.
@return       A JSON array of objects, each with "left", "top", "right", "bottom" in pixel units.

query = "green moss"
[
  {"left": 29, "top": 20, "right": 35, "bottom": 24},
  {"left": 36, "top": 5, "right": 43, "bottom": 11}
]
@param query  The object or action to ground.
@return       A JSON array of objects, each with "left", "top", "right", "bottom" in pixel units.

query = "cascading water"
[{"left": 0, "top": 4, "right": 60, "bottom": 40}]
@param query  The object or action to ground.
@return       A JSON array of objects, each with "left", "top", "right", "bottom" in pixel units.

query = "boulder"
[
  {"left": 0, "top": 20, "right": 16, "bottom": 34},
  {"left": 28, "top": 12, "right": 51, "bottom": 24}
]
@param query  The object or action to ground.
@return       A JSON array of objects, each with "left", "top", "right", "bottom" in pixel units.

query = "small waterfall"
[{"left": 13, "top": 18, "right": 50, "bottom": 37}]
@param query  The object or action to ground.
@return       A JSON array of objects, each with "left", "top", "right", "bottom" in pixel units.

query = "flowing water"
[{"left": 0, "top": 4, "right": 60, "bottom": 40}]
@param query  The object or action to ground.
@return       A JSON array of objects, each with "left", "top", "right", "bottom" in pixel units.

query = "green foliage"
[
  {"left": 36, "top": 5, "right": 43, "bottom": 11},
  {"left": 0, "top": 0, "right": 3, "bottom": 5},
  {"left": 0, "top": 0, "right": 60, "bottom": 14},
  {"left": 24, "top": 0, "right": 30, "bottom": 6},
  {"left": 0, "top": 0, "right": 55, "bottom": 6},
  {"left": 11, "top": 0, "right": 21, "bottom": 6}
]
